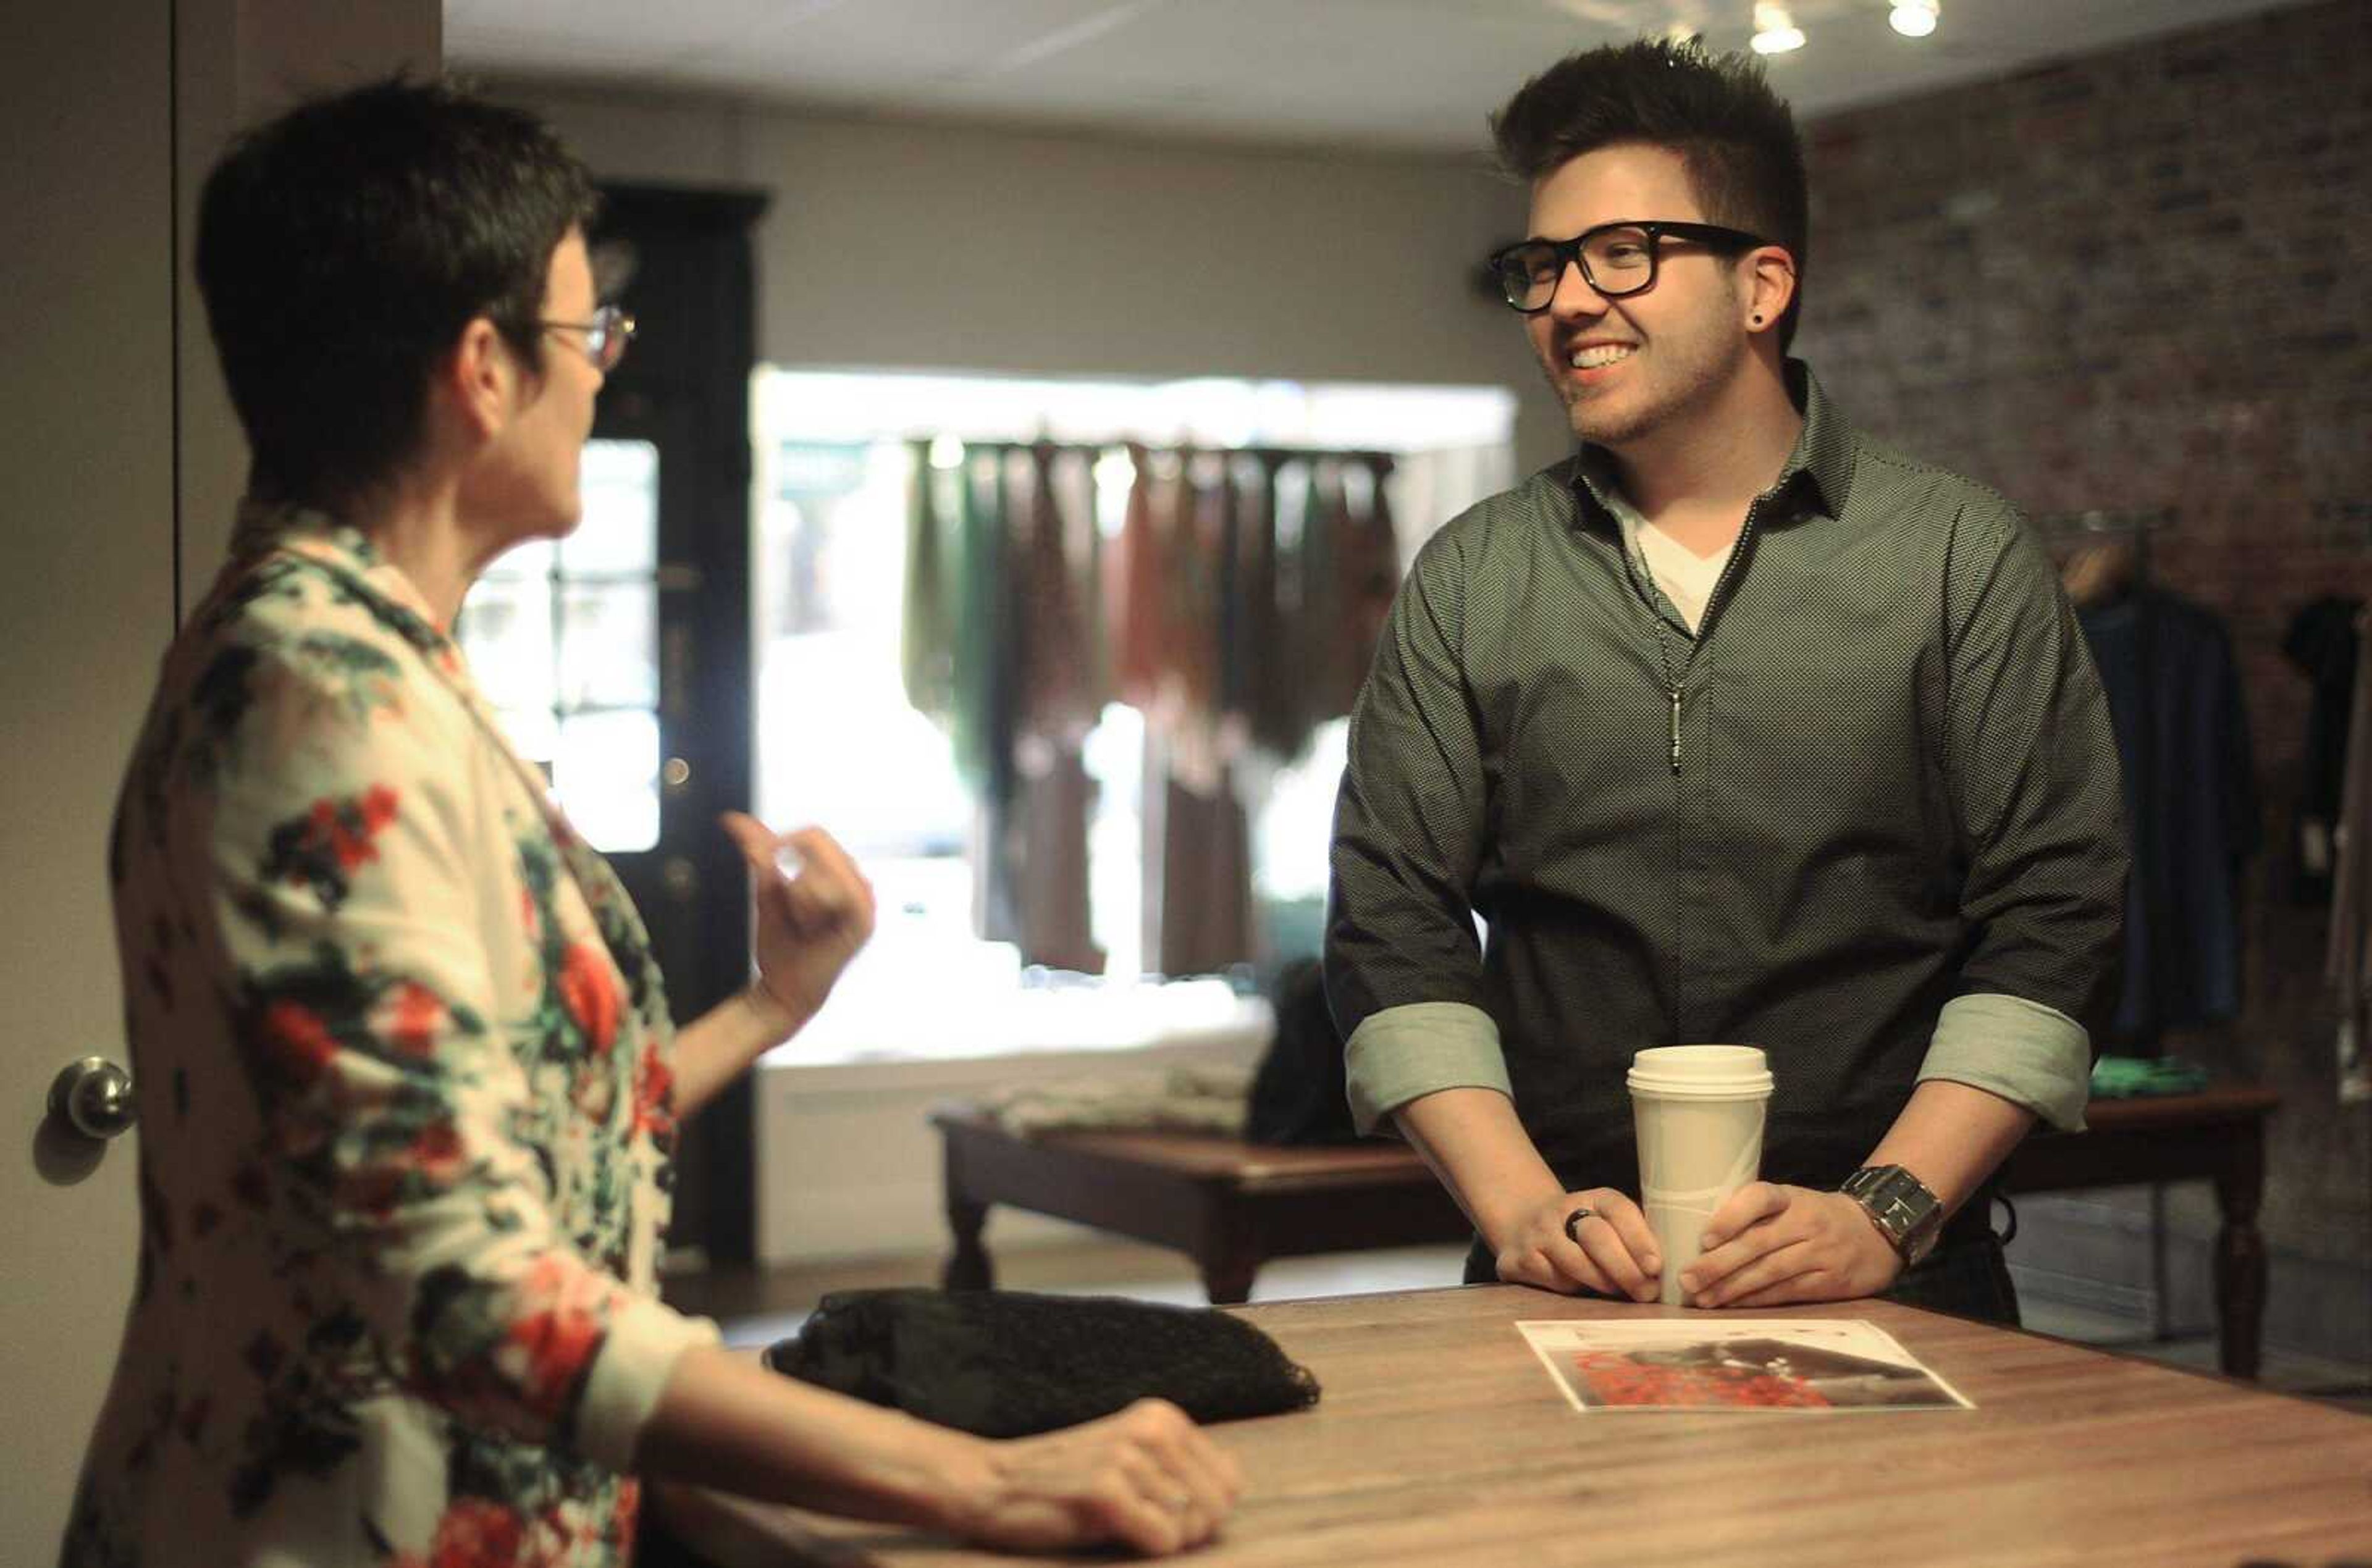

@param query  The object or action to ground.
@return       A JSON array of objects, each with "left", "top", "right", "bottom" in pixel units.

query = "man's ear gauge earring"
[{"left": 1751, "top": 314, "right": 1765, "bottom": 325}]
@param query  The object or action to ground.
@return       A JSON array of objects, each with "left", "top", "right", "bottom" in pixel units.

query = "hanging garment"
[
  {"left": 1240, "top": 453, "right": 1306, "bottom": 760},
  {"left": 1328, "top": 454, "right": 1402, "bottom": 717},
  {"left": 1012, "top": 741, "right": 1104, "bottom": 974},
  {"left": 2077, "top": 587, "right": 2259, "bottom": 1040},
  {"left": 2326, "top": 603, "right": 2372, "bottom": 1102},
  {"left": 1011, "top": 442, "right": 1103, "bottom": 747},
  {"left": 899, "top": 438, "right": 958, "bottom": 723},
  {"left": 1146, "top": 754, "right": 1256, "bottom": 977},
  {"left": 1109, "top": 442, "right": 1169, "bottom": 712},
  {"left": 2281, "top": 594, "right": 2362, "bottom": 903}
]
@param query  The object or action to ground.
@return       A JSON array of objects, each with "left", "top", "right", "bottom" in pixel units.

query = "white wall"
[
  {"left": 2, "top": 6, "right": 439, "bottom": 1554},
  {"left": 175, "top": 1, "right": 447, "bottom": 611},
  {"left": 756, "top": 1028, "right": 1268, "bottom": 1267},
  {"left": 489, "top": 83, "right": 1574, "bottom": 480}
]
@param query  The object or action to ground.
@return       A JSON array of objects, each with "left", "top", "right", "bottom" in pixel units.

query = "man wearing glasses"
[{"left": 1324, "top": 40, "right": 2124, "bottom": 1322}]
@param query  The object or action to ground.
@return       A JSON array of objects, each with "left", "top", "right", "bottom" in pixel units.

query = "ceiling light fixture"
[
  {"left": 1890, "top": 0, "right": 1940, "bottom": 37},
  {"left": 1751, "top": 2, "right": 1806, "bottom": 54}
]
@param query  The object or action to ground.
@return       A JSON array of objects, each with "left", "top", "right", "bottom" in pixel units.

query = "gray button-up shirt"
[{"left": 1324, "top": 363, "right": 2125, "bottom": 1193}]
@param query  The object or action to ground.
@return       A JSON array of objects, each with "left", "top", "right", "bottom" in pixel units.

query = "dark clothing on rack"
[
  {"left": 2077, "top": 588, "right": 2258, "bottom": 1039},
  {"left": 2281, "top": 595, "right": 2362, "bottom": 904}
]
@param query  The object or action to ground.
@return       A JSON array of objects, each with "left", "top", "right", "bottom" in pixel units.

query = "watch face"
[{"left": 1846, "top": 1167, "right": 1942, "bottom": 1257}]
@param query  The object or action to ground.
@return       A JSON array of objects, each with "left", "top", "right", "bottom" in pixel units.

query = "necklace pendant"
[{"left": 1668, "top": 685, "right": 1683, "bottom": 773}]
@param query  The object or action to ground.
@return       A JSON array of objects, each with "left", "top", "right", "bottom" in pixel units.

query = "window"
[
  {"left": 456, "top": 438, "right": 663, "bottom": 852},
  {"left": 751, "top": 372, "right": 1514, "bottom": 1064}
]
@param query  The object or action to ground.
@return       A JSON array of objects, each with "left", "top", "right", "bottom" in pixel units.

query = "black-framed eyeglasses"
[
  {"left": 538, "top": 304, "right": 636, "bottom": 372},
  {"left": 1486, "top": 220, "right": 1767, "bottom": 314}
]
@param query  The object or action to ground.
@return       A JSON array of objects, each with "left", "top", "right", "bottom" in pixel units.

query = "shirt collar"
[
  {"left": 1566, "top": 358, "right": 1857, "bottom": 534},
  {"left": 226, "top": 496, "right": 453, "bottom": 660}
]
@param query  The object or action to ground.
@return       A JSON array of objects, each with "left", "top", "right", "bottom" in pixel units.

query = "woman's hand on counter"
[{"left": 941, "top": 1397, "right": 1243, "bottom": 1555}]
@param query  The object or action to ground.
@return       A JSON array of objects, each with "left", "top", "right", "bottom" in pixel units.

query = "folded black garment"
[{"left": 763, "top": 1287, "right": 1322, "bottom": 1438}]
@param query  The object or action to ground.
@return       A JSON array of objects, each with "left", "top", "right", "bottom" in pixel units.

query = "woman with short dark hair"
[{"left": 62, "top": 78, "right": 1237, "bottom": 1568}]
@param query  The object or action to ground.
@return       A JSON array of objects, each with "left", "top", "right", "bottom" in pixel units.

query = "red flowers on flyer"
[{"left": 1570, "top": 1350, "right": 1833, "bottom": 1409}]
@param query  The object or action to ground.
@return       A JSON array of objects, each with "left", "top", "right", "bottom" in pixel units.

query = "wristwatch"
[{"left": 1840, "top": 1165, "right": 1946, "bottom": 1268}]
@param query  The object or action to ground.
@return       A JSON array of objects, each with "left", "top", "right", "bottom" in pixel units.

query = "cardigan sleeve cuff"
[
  {"left": 1344, "top": 1001, "right": 1512, "bottom": 1136},
  {"left": 573, "top": 1293, "right": 722, "bottom": 1473},
  {"left": 1917, "top": 992, "right": 2092, "bottom": 1133}
]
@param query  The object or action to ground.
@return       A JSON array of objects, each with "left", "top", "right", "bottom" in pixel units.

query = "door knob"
[{"left": 49, "top": 1055, "right": 137, "bottom": 1141}]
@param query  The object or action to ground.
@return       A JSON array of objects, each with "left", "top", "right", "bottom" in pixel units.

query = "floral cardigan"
[{"left": 62, "top": 506, "right": 717, "bottom": 1568}]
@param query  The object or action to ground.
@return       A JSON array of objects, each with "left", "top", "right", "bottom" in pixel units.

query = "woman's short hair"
[
  {"left": 1491, "top": 39, "right": 1809, "bottom": 350},
  {"left": 195, "top": 77, "right": 599, "bottom": 509}
]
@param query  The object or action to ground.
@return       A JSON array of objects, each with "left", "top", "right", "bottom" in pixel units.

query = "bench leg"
[
  {"left": 2213, "top": 1147, "right": 2267, "bottom": 1380},
  {"left": 944, "top": 1196, "right": 995, "bottom": 1293},
  {"left": 1199, "top": 1256, "right": 1258, "bottom": 1306}
]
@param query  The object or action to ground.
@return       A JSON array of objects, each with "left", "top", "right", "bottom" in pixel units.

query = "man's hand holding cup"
[{"left": 1491, "top": 1187, "right": 1663, "bottom": 1302}]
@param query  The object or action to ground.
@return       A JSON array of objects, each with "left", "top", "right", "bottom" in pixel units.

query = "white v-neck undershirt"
[{"left": 1631, "top": 521, "right": 1735, "bottom": 633}]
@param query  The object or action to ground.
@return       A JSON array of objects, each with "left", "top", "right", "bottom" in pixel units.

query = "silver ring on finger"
[{"left": 1562, "top": 1205, "right": 1594, "bottom": 1246}]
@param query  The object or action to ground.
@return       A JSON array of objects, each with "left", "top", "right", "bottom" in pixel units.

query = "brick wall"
[{"left": 1798, "top": 0, "right": 2372, "bottom": 1275}]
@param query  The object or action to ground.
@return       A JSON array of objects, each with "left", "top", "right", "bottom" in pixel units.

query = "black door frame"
[{"left": 592, "top": 183, "right": 768, "bottom": 1267}]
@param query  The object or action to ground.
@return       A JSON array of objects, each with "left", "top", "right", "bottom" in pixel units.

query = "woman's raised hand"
[{"left": 720, "top": 811, "right": 876, "bottom": 1028}]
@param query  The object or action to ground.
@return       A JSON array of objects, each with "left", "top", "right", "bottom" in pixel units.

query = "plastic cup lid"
[{"left": 1626, "top": 1043, "right": 1773, "bottom": 1097}]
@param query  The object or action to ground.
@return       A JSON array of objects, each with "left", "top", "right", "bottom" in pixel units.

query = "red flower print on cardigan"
[
  {"left": 394, "top": 1495, "right": 524, "bottom": 1568},
  {"left": 631, "top": 1048, "right": 675, "bottom": 1139},
  {"left": 378, "top": 979, "right": 447, "bottom": 1057},
  {"left": 557, "top": 943, "right": 620, "bottom": 1055},
  {"left": 261, "top": 782, "right": 402, "bottom": 913},
  {"left": 608, "top": 1481, "right": 641, "bottom": 1551},
  {"left": 263, "top": 999, "right": 340, "bottom": 1081},
  {"left": 340, "top": 1119, "right": 468, "bottom": 1219},
  {"left": 505, "top": 1255, "right": 617, "bottom": 1423}
]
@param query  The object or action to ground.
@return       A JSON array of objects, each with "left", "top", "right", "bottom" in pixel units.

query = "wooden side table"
[{"left": 933, "top": 1084, "right": 2281, "bottom": 1375}]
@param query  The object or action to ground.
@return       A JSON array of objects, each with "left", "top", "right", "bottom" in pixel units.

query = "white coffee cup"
[{"left": 1627, "top": 1044, "right": 1775, "bottom": 1307}]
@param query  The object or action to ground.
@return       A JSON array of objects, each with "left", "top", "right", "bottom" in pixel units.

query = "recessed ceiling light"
[
  {"left": 1752, "top": 2, "right": 1806, "bottom": 53},
  {"left": 1891, "top": 1, "right": 1940, "bottom": 38}
]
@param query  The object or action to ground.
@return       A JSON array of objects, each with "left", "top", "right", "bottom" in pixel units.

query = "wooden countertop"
[{"left": 655, "top": 1284, "right": 2372, "bottom": 1567}]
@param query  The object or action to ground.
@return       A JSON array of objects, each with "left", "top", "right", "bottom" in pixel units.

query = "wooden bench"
[{"left": 933, "top": 1085, "right": 2280, "bottom": 1377}]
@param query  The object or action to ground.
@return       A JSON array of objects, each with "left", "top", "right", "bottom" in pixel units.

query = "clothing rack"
[{"left": 930, "top": 437, "right": 1396, "bottom": 468}]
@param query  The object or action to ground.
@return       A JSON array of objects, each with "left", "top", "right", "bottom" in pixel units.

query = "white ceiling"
[{"left": 446, "top": 0, "right": 2298, "bottom": 154}]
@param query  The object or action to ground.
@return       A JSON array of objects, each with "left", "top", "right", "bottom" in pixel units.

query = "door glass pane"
[
  {"left": 463, "top": 576, "right": 557, "bottom": 714},
  {"left": 556, "top": 709, "right": 660, "bottom": 853},
  {"left": 486, "top": 536, "right": 557, "bottom": 582},
  {"left": 563, "top": 440, "right": 659, "bottom": 576},
  {"left": 558, "top": 581, "right": 657, "bottom": 709},
  {"left": 494, "top": 705, "right": 561, "bottom": 771},
  {"left": 455, "top": 437, "right": 663, "bottom": 852}
]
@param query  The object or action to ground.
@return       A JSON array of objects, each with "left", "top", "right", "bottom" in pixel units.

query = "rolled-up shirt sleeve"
[
  {"left": 1326, "top": 523, "right": 1507, "bottom": 1133},
  {"left": 1920, "top": 992, "right": 2092, "bottom": 1132},
  {"left": 1939, "top": 501, "right": 2127, "bottom": 1128}
]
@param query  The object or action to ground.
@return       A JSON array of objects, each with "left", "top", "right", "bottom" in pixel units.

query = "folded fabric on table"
[
  {"left": 975, "top": 1061, "right": 1256, "bottom": 1136},
  {"left": 764, "top": 1286, "right": 1322, "bottom": 1438},
  {"left": 2088, "top": 1054, "right": 2212, "bottom": 1099}
]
